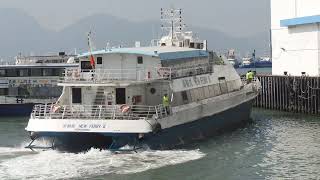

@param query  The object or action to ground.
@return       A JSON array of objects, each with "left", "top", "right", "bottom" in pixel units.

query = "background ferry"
[{"left": 0, "top": 52, "right": 78, "bottom": 116}]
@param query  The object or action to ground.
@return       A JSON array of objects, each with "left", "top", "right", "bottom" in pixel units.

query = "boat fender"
[
  {"left": 120, "top": 104, "right": 131, "bottom": 113},
  {"left": 152, "top": 123, "right": 162, "bottom": 134}
]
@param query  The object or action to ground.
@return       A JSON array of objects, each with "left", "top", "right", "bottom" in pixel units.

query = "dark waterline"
[{"left": 0, "top": 109, "right": 319, "bottom": 180}]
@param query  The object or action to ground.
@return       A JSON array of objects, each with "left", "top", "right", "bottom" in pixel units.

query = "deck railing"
[
  {"left": 60, "top": 64, "right": 213, "bottom": 83},
  {"left": 31, "top": 103, "right": 169, "bottom": 120}
]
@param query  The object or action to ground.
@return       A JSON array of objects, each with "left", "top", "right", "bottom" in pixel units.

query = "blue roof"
[
  {"left": 79, "top": 48, "right": 158, "bottom": 57},
  {"left": 159, "top": 50, "right": 208, "bottom": 60},
  {"left": 280, "top": 15, "right": 320, "bottom": 27},
  {"left": 78, "top": 47, "right": 209, "bottom": 60}
]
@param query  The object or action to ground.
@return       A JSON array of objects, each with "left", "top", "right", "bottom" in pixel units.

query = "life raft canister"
[{"left": 120, "top": 104, "right": 131, "bottom": 113}]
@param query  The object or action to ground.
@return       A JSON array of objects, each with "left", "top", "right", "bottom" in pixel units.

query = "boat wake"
[{"left": 0, "top": 145, "right": 205, "bottom": 180}]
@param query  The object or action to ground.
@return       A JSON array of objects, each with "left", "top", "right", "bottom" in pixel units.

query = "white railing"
[
  {"left": 31, "top": 103, "right": 169, "bottom": 120},
  {"left": 61, "top": 68, "right": 171, "bottom": 83},
  {"left": 61, "top": 64, "right": 213, "bottom": 83}
]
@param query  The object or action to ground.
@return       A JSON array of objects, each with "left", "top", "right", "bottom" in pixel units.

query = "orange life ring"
[
  {"left": 51, "top": 104, "right": 61, "bottom": 113},
  {"left": 120, "top": 104, "right": 131, "bottom": 113}
]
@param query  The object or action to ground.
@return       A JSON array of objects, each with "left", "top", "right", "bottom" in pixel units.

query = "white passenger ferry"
[
  {"left": 0, "top": 52, "right": 78, "bottom": 116},
  {"left": 25, "top": 9, "right": 260, "bottom": 151}
]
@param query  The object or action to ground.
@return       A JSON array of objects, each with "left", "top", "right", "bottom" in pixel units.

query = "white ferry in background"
[
  {"left": 240, "top": 57, "right": 252, "bottom": 68},
  {"left": 0, "top": 52, "right": 78, "bottom": 116},
  {"left": 227, "top": 49, "right": 240, "bottom": 68},
  {"left": 25, "top": 8, "right": 260, "bottom": 152}
]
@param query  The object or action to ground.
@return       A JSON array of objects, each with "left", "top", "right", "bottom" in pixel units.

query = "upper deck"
[{"left": 59, "top": 63, "right": 213, "bottom": 85}]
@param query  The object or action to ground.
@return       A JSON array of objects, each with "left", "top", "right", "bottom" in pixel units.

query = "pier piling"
[{"left": 254, "top": 75, "right": 320, "bottom": 115}]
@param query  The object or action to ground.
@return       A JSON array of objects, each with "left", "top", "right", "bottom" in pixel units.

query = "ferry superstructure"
[
  {"left": 0, "top": 53, "right": 78, "bottom": 116},
  {"left": 25, "top": 9, "right": 260, "bottom": 151}
]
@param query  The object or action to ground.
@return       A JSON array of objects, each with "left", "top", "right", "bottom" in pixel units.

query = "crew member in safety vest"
[
  {"left": 246, "top": 70, "right": 254, "bottom": 84},
  {"left": 162, "top": 94, "right": 170, "bottom": 114}
]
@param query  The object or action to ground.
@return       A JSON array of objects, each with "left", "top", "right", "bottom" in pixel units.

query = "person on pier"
[{"left": 246, "top": 70, "right": 254, "bottom": 84}]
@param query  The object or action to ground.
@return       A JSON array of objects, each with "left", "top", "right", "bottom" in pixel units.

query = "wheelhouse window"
[
  {"left": 81, "top": 61, "right": 93, "bottom": 71},
  {"left": 72, "top": 88, "right": 82, "bottom": 104},
  {"left": 181, "top": 91, "right": 189, "bottom": 103},
  {"left": 97, "top": 57, "right": 103, "bottom": 64},
  {"left": 137, "top": 56, "right": 143, "bottom": 64}
]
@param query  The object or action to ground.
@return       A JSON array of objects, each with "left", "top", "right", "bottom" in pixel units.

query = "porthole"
[{"left": 150, "top": 88, "right": 156, "bottom": 94}]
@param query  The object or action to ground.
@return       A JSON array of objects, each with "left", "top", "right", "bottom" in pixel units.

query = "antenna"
[{"left": 160, "top": 7, "right": 184, "bottom": 44}]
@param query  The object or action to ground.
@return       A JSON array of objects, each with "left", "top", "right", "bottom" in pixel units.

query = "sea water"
[{"left": 0, "top": 109, "right": 319, "bottom": 180}]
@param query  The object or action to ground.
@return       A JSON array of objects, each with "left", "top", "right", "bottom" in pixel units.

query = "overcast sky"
[{"left": 0, "top": 0, "right": 270, "bottom": 37}]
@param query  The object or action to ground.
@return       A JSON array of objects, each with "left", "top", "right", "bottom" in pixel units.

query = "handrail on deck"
[
  {"left": 31, "top": 103, "right": 169, "bottom": 120},
  {"left": 60, "top": 63, "right": 213, "bottom": 83}
]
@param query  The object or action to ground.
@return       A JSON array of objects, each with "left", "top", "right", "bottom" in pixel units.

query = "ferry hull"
[
  {"left": 0, "top": 103, "right": 35, "bottom": 116},
  {"left": 142, "top": 99, "right": 253, "bottom": 149},
  {"left": 31, "top": 99, "right": 253, "bottom": 152}
]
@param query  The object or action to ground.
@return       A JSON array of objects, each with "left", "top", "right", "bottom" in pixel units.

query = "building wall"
[{"left": 271, "top": 0, "right": 320, "bottom": 76}]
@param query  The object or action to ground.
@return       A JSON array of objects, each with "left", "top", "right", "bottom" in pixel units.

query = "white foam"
[{"left": 0, "top": 148, "right": 205, "bottom": 180}]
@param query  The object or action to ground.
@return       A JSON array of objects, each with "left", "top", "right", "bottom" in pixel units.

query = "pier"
[{"left": 254, "top": 75, "right": 320, "bottom": 115}]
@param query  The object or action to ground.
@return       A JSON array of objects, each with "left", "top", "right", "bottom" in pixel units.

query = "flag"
[
  {"left": 87, "top": 31, "right": 95, "bottom": 69},
  {"left": 90, "top": 54, "right": 95, "bottom": 69}
]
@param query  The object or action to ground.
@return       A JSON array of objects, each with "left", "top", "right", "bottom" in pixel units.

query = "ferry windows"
[
  {"left": 81, "top": 61, "right": 93, "bottom": 70},
  {"left": 0, "top": 88, "right": 8, "bottom": 95},
  {"left": 52, "top": 68, "right": 63, "bottom": 76},
  {"left": 137, "top": 56, "right": 143, "bottom": 64},
  {"left": 181, "top": 91, "right": 188, "bottom": 104},
  {"left": 18, "top": 87, "right": 29, "bottom": 97},
  {"left": 203, "top": 86, "right": 210, "bottom": 98},
  {"left": 43, "top": 69, "right": 53, "bottom": 76},
  {"left": 72, "top": 88, "right": 82, "bottom": 104},
  {"left": 97, "top": 57, "right": 103, "bottom": 64},
  {"left": 18, "top": 69, "right": 28, "bottom": 77},
  {"left": 31, "top": 69, "right": 42, "bottom": 76},
  {"left": 0, "top": 70, "right": 5, "bottom": 77},
  {"left": 6, "top": 69, "right": 18, "bottom": 77}
]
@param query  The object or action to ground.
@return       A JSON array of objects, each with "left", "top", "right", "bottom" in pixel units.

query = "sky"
[{"left": 0, "top": 0, "right": 270, "bottom": 37}]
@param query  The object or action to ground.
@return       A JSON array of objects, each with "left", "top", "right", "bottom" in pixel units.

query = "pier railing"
[
  {"left": 60, "top": 64, "right": 213, "bottom": 83},
  {"left": 30, "top": 103, "right": 169, "bottom": 120}
]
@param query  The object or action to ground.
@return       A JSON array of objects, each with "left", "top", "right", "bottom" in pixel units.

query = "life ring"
[
  {"left": 51, "top": 104, "right": 61, "bottom": 113},
  {"left": 120, "top": 104, "right": 131, "bottom": 113}
]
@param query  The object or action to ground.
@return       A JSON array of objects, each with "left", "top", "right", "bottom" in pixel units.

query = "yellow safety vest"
[
  {"left": 248, "top": 72, "right": 254, "bottom": 79},
  {"left": 163, "top": 96, "right": 169, "bottom": 107},
  {"left": 246, "top": 72, "right": 250, "bottom": 80}
]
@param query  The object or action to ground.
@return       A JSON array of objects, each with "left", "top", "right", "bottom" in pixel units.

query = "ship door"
[{"left": 116, "top": 88, "right": 126, "bottom": 104}]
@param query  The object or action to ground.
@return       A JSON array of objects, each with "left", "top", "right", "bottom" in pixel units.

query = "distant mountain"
[{"left": 0, "top": 9, "right": 269, "bottom": 58}]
